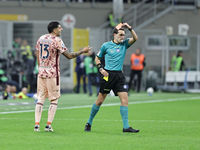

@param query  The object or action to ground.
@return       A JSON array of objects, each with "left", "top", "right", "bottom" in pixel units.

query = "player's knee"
[
  {"left": 37, "top": 99, "right": 45, "bottom": 105},
  {"left": 51, "top": 99, "right": 58, "bottom": 104},
  {"left": 96, "top": 99, "right": 103, "bottom": 106},
  {"left": 98, "top": 101, "right": 103, "bottom": 106},
  {"left": 121, "top": 98, "right": 128, "bottom": 106}
]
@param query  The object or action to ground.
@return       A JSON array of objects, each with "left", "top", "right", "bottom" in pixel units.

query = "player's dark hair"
[
  {"left": 113, "top": 28, "right": 124, "bottom": 34},
  {"left": 47, "top": 21, "right": 60, "bottom": 33}
]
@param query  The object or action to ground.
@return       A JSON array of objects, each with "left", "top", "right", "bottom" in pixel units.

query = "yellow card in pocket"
[{"left": 103, "top": 76, "right": 109, "bottom": 81}]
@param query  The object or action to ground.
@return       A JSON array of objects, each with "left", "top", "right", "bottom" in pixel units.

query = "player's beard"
[{"left": 57, "top": 32, "right": 61, "bottom": 37}]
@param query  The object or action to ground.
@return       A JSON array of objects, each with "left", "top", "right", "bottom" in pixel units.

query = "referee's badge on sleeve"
[
  {"left": 123, "top": 85, "right": 127, "bottom": 89},
  {"left": 97, "top": 50, "right": 101, "bottom": 55}
]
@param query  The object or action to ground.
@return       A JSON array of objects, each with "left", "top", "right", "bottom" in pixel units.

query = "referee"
[{"left": 84, "top": 22, "right": 139, "bottom": 133}]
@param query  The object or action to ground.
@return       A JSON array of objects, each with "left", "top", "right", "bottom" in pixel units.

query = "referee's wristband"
[
  {"left": 99, "top": 68, "right": 103, "bottom": 72},
  {"left": 97, "top": 63, "right": 102, "bottom": 68},
  {"left": 97, "top": 63, "right": 103, "bottom": 71},
  {"left": 128, "top": 27, "right": 133, "bottom": 31}
]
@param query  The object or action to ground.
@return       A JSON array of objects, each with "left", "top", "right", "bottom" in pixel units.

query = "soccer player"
[
  {"left": 84, "top": 22, "right": 139, "bottom": 133},
  {"left": 34, "top": 21, "right": 92, "bottom": 132}
]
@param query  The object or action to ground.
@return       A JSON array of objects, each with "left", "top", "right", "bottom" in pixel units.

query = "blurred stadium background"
[{"left": 0, "top": 0, "right": 200, "bottom": 93}]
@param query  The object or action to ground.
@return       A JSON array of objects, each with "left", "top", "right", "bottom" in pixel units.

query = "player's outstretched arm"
[
  {"left": 62, "top": 46, "right": 92, "bottom": 59},
  {"left": 122, "top": 22, "right": 138, "bottom": 45}
]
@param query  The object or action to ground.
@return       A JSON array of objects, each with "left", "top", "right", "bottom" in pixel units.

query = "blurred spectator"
[
  {"left": 20, "top": 39, "right": 35, "bottom": 93},
  {"left": 10, "top": 85, "right": 17, "bottom": 99},
  {"left": 13, "top": 37, "right": 21, "bottom": 48},
  {"left": 128, "top": 48, "right": 146, "bottom": 93},
  {"left": 84, "top": 51, "right": 100, "bottom": 96},
  {"left": 13, "top": 86, "right": 37, "bottom": 100},
  {"left": 12, "top": 37, "right": 21, "bottom": 57},
  {"left": 0, "top": 69, "right": 21, "bottom": 93},
  {"left": 173, "top": 50, "right": 185, "bottom": 71},
  {"left": 108, "top": 12, "right": 122, "bottom": 28},
  {"left": 75, "top": 50, "right": 87, "bottom": 93},
  {"left": 170, "top": 53, "right": 176, "bottom": 71},
  {"left": 33, "top": 51, "right": 38, "bottom": 93},
  {"left": 16, "top": 87, "right": 29, "bottom": 99},
  {"left": 2, "top": 84, "right": 12, "bottom": 100}
]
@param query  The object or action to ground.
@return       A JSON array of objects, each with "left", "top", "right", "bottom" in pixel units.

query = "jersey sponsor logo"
[
  {"left": 39, "top": 66, "right": 52, "bottom": 69},
  {"left": 114, "top": 46, "right": 121, "bottom": 48},
  {"left": 39, "top": 39, "right": 52, "bottom": 44},
  {"left": 62, "top": 43, "right": 65, "bottom": 48},
  {"left": 116, "top": 49, "right": 120, "bottom": 52}
]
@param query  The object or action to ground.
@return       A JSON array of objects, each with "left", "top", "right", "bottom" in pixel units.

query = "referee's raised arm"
[{"left": 122, "top": 22, "right": 138, "bottom": 45}]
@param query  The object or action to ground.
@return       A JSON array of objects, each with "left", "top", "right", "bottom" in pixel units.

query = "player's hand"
[
  {"left": 100, "top": 69, "right": 109, "bottom": 77},
  {"left": 82, "top": 46, "right": 92, "bottom": 53},
  {"left": 122, "top": 22, "right": 131, "bottom": 30}
]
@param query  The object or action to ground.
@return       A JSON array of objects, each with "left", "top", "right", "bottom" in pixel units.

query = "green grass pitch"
[{"left": 0, "top": 92, "right": 200, "bottom": 150}]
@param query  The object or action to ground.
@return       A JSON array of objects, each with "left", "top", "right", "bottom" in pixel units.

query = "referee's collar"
[{"left": 111, "top": 40, "right": 120, "bottom": 45}]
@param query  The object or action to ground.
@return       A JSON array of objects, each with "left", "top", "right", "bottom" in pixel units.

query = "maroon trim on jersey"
[{"left": 56, "top": 50, "right": 59, "bottom": 85}]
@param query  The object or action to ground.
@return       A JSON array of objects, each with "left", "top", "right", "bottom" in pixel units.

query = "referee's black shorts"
[{"left": 99, "top": 69, "right": 128, "bottom": 96}]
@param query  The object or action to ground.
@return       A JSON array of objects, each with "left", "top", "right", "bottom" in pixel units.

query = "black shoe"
[
  {"left": 84, "top": 123, "right": 91, "bottom": 132},
  {"left": 44, "top": 124, "right": 54, "bottom": 132},
  {"left": 123, "top": 127, "right": 139, "bottom": 133}
]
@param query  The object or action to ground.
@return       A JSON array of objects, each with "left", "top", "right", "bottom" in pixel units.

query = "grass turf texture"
[{"left": 0, "top": 92, "right": 200, "bottom": 150}]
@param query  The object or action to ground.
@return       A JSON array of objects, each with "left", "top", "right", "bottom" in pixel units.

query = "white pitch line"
[
  {"left": 7, "top": 103, "right": 16, "bottom": 106},
  {"left": 0, "top": 96, "right": 200, "bottom": 115},
  {"left": 21, "top": 102, "right": 30, "bottom": 105}
]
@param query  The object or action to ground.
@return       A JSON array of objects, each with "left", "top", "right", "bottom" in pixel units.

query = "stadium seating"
[{"left": 157, "top": 70, "right": 200, "bottom": 93}]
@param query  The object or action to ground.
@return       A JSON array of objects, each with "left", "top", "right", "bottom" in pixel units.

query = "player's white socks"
[
  {"left": 35, "top": 102, "right": 43, "bottom": 124},
  {"left": 47, "top": 102, "right": 57, "bottom": 124}
]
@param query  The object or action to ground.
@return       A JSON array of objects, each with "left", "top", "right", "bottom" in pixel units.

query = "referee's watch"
[
  {"left": 128, "top": 27, "right": 133, "bottom": 31},
  {"left": 99, "top": 68, "right": 103, "bottom": 72}
]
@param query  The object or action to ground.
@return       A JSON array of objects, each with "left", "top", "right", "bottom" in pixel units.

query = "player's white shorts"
[{"left": 37, "top": 77, "right": 60, "bottom": 101}]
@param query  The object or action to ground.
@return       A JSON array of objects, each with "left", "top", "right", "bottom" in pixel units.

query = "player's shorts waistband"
[{"left": 105, "top": 69, "right": 122, "bottom": 73}]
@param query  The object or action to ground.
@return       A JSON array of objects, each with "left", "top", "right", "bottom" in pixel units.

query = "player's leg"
[
  {"left": 85, "top": 70, "right": 113, "bottom": 132},
  {"left": 118, "top": 92, "right": 129, "bottom": 128},
  {"left": 34, "top": 77, "right": 47, "bottom": 132},
  {"left": 45, "top": 78, "right": 60, "bottom": 132},
  {"left": 44, "top": 99, "right": 58, "bottom": 132},
  {"left": 84, "top": 93, "right": 107, "bottom": 132},
  {"left": 115, "top": 72, "right": 139, "bottom": 133},
  {"left": 34, "top": 99, "right": 45, "bottom": 132},
  {"left": 118, "top": 92, "right": 139, "bottom": 133}
]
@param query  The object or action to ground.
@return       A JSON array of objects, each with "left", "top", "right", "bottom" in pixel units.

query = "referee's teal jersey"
[{"left": 97, "top": 39, "right": 132, "bottom": 71}]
